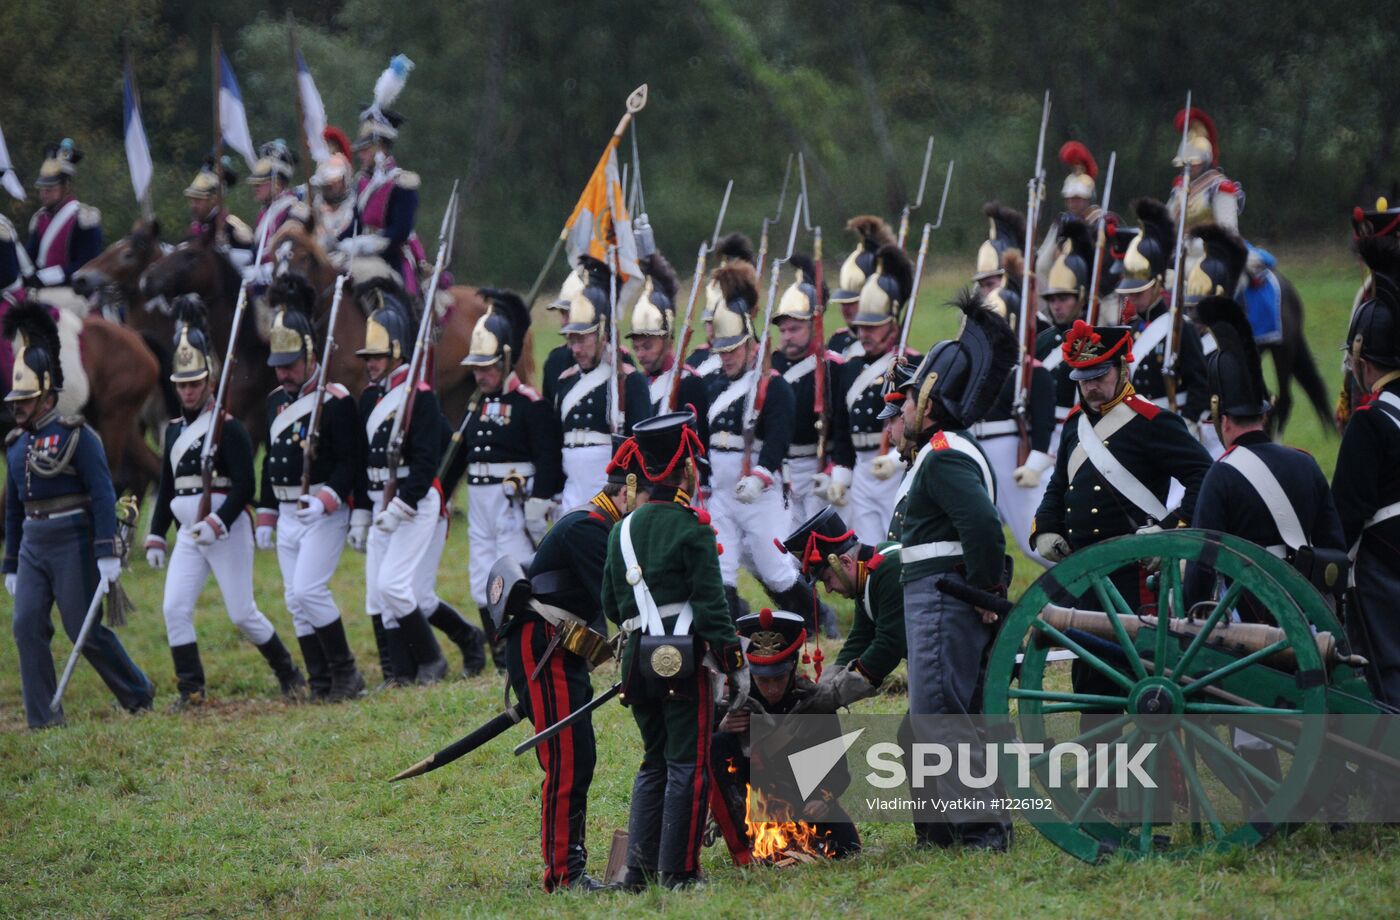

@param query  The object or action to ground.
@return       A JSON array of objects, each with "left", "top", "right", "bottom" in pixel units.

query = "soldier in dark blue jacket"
[{"left": 4, "top": 302, "right": 153, "bottom": 728}]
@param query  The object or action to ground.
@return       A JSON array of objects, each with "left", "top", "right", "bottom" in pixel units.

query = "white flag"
[
  {"left": 123, "top": 64, "right": 154, "bottom": 203},
  {"left": 218, "top": 50, "right": 257, "bottom": 169},
  {"left": 296, "top": 50, "right": 330, "bottom": 163},
  {"left": 0, "top": 118, "right": 25, "bottom": 201}
]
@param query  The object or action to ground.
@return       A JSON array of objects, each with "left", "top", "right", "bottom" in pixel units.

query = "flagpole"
[
  {"left": 212, "top": 26, "right": 226, "bottom": 238},
  {"left": 287, "top": 13, "right": 313, "bottom": 172}
]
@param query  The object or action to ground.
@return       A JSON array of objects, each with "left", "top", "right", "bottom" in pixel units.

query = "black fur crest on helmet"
[
  {"left": 788, "top": 253, "right": 828, "bottom": 302},
  {"left": 480, "top": 288, "right": 532, "bottom": 358},
  {"left": 715, "top": 232, "right": 756, "bottom": 267},
  {"left": 3, "top": 300, "right": 64, "bottom": 390},
  {"left": 846, "top": 215, "right": 896, "bottom": 252},
  {"left": 641, "top": 251, "right": 679, "bottom": 301},
  {"left": 874, "top": 243, "right": 914, "bottom": 305},
  {"left": 714, "top": 261, "right": 759, "bottom": 315}
]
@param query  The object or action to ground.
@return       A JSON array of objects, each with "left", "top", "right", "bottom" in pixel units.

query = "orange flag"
[{"left": 563, "top": 135, "right": 640, "bottom": 281}]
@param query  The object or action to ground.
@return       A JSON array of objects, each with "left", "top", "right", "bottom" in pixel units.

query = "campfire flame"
[{"left": 743, "top": 784, "right": 831, "bottom": 862}]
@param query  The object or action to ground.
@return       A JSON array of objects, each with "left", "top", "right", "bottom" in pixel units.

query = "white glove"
[
  {"left": 296, "top": 494, "right": 329, "bottom": 524},
  {"left": 255, "top": 525, "right": 275, "bottom": 549},
  {"left": 1034, "top": 532, "right": 1071, "bottom": 563},
  {"left": 870, "top": 451, "right": 902, "bottom": 481},
  {"left": 144, "top": 535, "right": 167, "bottom": 569},
  {"left": 1013, "top": 450, "right": 1055, "bottom": 489},
  {"left": 4, "top": 574, "right": 16, "bottom": 597},
  {"left": 502, "top": 473, "right": 526, "bottom": 501},
  {"left": 525, "top": 497, "right": 552, "bottom": 545},
  {"left": 338, "top": 234, "right": 388, "bottom": 257},
  {"left": 36, "top": 265, "right": 66, "bottom": 286},
  {"left": 811, "top": 471, "right": 832, "bottom": 496},
  {"left": 1136, "top": 524, "right": 1165, "bottom": 572},
  {"left": 227, "top": 248, "right": 254, "bottom": 269},
  {"left": 1135, "top": 523, "right": 1165, "bottom": 537},
  {"left": 97, "top": 556, "right": 122, "bottom": 585},
  {"left": 734, "top": 467, "right": 774, "bottom": 504},
  {"left": 373, "top": 496, "right": 416, "bottom": 534},
  {"left": 189, "top": 515, "right": 227, "bottom": 546},
  {"left": 827, "top": 466, "right": 853, "bottom": 506},
  {"left": 348, "top": 508, "right": 371, "bottom": 552},
  {"left": 240, "top": 262, "right": 273, "bottom": 286}
]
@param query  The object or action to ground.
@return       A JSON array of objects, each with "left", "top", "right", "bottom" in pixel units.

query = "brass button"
[
  {"left": 1093, "top": 485, "right": 1101, "bottom": 492},
  {"left": 1091, "top": 507, "right": 1098, "bottom": 514},
  {"left": 1093, "top": 528, "right": 1100, "bottom": 534}
]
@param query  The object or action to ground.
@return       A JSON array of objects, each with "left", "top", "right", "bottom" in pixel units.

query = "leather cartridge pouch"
[{"left": 1290, "top": 545, "right": 1350, "bottom": 598}]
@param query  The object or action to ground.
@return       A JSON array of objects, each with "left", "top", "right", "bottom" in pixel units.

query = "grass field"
[{"left": 3, "top": 244, "right": 1397, "bottom": 919}]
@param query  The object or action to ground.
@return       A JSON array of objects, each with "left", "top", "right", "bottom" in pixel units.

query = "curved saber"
[
  {"left": 391, "top": 701, "right": 529, "bottom": 781},
  {"left": 514, "top": 681, "right": 622, "bottom": 756}
]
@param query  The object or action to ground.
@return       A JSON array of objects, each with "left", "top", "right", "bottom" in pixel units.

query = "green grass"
[{"left": 2, "top": 244, "right": 1394, "bottom": 918}]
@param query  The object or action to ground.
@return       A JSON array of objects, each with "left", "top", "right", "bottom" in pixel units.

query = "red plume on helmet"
[
  {"left": 1174, "top": 107, "right": 1219, "bottom": 165},
  {"left": 323, "top": 126, "right": 352, "bottom": 160},
  {"left": 1058, "top": 141, "right": 1098, "bottom": 180}
]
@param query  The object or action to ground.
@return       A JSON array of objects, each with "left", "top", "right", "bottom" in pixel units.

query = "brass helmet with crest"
[
  {"left": 773, "top": 253, "right": 826, "bottom": 324},
  {"left": 832, "top": 215, "right": 895, "bottom": 305},
  {"left": 267, "top": 273, "right": 318, "bottom": 368},
  {"left": 702, "top": 233, "right": 756, "bottom": 324},
  {"left": 853, "top": 243, "right": 914, "bottom": 328},
  {"left": 247, "top": 139, "right": 298, "bottom": 186},
  {"left": 3, "top": 301, "right": 63, "bottom": 403},
  {"left": 1059, "top": 141, "right": 1098, "bottom": 200},
  {"left": 629, "top": 251, "right": 680, "bottom": 339},
  {"left": 548, "top": 266, "right": 586, "bottom": 314},
  {"left": 356, "top": 280, "right": 416, "bottom": 359},
  {"left": 1040, "top": 217, "right": 1095, "bottom": 303},
  {"left": 710, "top": 261, "right": 761, "bottom": 353},
  {"left": 973, "top": 202, "right": 1026, "bottom": 286},
  {"left": 35, "top": 139, "right": 81, "bottom": 188},
  {"left": 1184, "top": 224, "right": 1247, "bottom": 306},
  {"left": 463, "top": 288, "right": 532, "bottom": 375},
  {"left": 185, "top": 155, "right": 238, "bottom": 200},
  {"left": 1172, "top": 106, "right": 1219, "bottom": 169},
  {"left": 170, "top": 294, "right": 216, "bottom": 383},
  {"left": 561, "top": 256, "right": 613, "bottom": 336},
  {"left": 1116, "top": 198, "right": 1175, "bottom": 296}
]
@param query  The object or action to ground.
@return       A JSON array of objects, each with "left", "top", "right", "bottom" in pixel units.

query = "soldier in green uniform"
[
  {"left": 600, "top": 410, "right": 747, "bottom": 891},
  {"left": 895, "top": 290, "right": 1019, "bottom": 851}
]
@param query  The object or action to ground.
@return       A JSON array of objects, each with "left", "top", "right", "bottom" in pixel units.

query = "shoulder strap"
[
  {"left": 559, "top": 362, "right": 611, "bottom": 422},
  {"left": 1374, "top": 391, "right": 1400, "bottom": 430},
  {"left": 708, "top": 370, "right": 754, "bottom": 423},
  {"left": 618, "top": 513, "right": 692, "bottom": 636},
  {"left": 846, "top": 353, "right": 893, "bottom": 412},
  {"left": 1221, "top": 446, "right": 1309, "bottom": 549},
  {"left": 1128, "top": 313, "right": 1172, "bottom": 379},
  {"left": 1075, "top": 410, "right": 1169, "bottom": 522}
]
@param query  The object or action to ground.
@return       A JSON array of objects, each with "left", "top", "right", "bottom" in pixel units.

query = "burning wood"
[{"left": 743, "top": 784, "right": 833, "bottom": 864}]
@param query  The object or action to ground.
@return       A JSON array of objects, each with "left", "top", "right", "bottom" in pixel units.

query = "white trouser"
[
  {"left": 784, "top": 454, "right": 826, "bottom": 526},
  {"left": 466, "top": 483, "right": 535, "bottom": 606},
  {"left": 560, "top": 444, "right": 610, "bottom": 511},
  {"left": 848, "top": 448, "right": 902, "bottom": 546},
  {"left": 709, "top": 451, "right": 799, "bottom": 591},
  {"left": 163, "top": 495, "right": 274, "bottom": 647},
  {"left": 365, "top": 488, "right": 442, "bottom": 625},
  {"left": 275, "top": 502, "right": 349, "bottom": 637},
  {"left": 414, "top": 517, "right": 450, "bottom": 614},
  {"left": 977, "top": 436, "right": 1050, "bottom": 568}
]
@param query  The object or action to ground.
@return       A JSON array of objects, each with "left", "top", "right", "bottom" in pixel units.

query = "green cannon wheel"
[{"left": 982, "top": 529, "right": 1337, "bottom": 863}]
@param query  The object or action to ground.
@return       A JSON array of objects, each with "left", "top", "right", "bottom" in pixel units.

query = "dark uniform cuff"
[
  {"left": 716, "top": 642, "right": 744, "bottom": 673},
  {"left": 93, "top": 537, "right": 118, "bottom": 558},
  {"left": 852, "top": 659, "right": 881, "bottom": 688}
]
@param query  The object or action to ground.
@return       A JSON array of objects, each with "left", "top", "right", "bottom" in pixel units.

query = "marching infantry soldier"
[
  {"left": 184, "top": 157, "right": 254, "bottom": 262},
  {"left": 353, "top": 305, "right": 450, "bottom": 686},
  {"left": 1034, "top": 217, "right": 1096, "bottom": 443},
  {"left": 703, "top": 261, "right": 823, "bottom": 625},
  {"left": 1118, "top": 198, "right": 1208, "bottom": 426},
  {"left": 686, "top": 233, "right": 755, "bottom": 379},
  {"left": 26, "top": 140, "right": 102, "bottom": 298},
  {"left": 1333, "top": 233, "right": 1400, "bottom": 705},
  {"left": 827, "top": 216, "right": 895, "bottom": 359},
  {"left": 1168, "top": 107, "right": 1243, "bottom": 237},
  {"left": 4, "top": 302, "right": 154, "bottom": 728},
  {"left": 973, "top": 202, "right": 1026, "bottom": 297},
  {"left": 600, "top": 410, "right": 748, "bottom": 891},
  {"left": 628, "top": 250, "right": 709, "bottom": 423},
  {"left": 241, "top": 140, "right": 301, "bottom": 286},
  {"left": 254, "top": 305, "right": 368, "bottom": 702},
  {"left": 554, "top": 256, "right": 651, "bottom": 510},
  {"left": 1035, "top": 141, "right": 1102, "bottom": 296},
  {"left": 542, "top": 266, "right": 583, "bottom": 405},
  {"left": 828, "top": 242, "right": 918, "bottom": 545},
  {"left": 707, "top": 607, "right": 863, "bottom": 865},
  {"left": 771, "top": 254, "right": 842, "bottom": 523},
  {"left": 144, "top": 297, "right": 307, "bottom": 706},
  {"left": 448, "top": 287, "right": 560, "bottom": 667},
  {"left": 340, "top": 57, "right": 423, "bottom": 294},
  {"left": 896, "top": 290, "right": 1018, "bottom": 851},
  {"left": 492, "top": 434, "right": 651, "bottom": 891}
]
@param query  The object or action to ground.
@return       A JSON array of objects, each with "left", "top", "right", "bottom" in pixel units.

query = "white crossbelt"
[
  {"left": 619, "top": 514, "right": 693, "bottom": 636},
  {"left": 782, "top": 354, "right": 816, "bottom": 383},
  {"left": 900, "top": 540, "right": 964, "bottom": 562},
  {"left": 367, "top": 465, "right": 410, "bottom": 484},
  {"left": 1356, "top": 392, "right": 1400, "bottom": 550},
  {"left": 1128, "top": 313, "right": 1172, "bottom": 380},
  {"left": 562, "top": 430, "right": 612, "bottom": 448},
  {"left": 174, "top": 475, "right": 230, "bottom": 491},
  {"left": 559, "top": 363, "right": 612, "bottom": 423},
  {"left": 1043, "top": 347, "right": 1065, "bottom": 373},
  {"left": 1055, "top": 405, "right": 1075, "bottom": 422},
  {"left": 711, "top": 431, "right": 760, "bottom": 452},
  {"left": 37, "top": 199, "right": 81, "bottom": 267},
  {"left": 970, "top": 419, "right": 1018, "bottom": 438},
  {"left": 845, "top": 353, "right": 894, "bottom": 412},
  {"left": 1072, "top": 405, "right": 1168, "bottom": 522},
  {"left": 467, "top": 461, "right": 535, "bottom": 479},
  {"left": 169, "top": 410, "right": 214, "bottom": 475},
  {"left": 708, "top": 370, "right": 754, "bottom": 423},
  {"left": 1221, "top": 446, "right": 1308, "bottom": 551}
]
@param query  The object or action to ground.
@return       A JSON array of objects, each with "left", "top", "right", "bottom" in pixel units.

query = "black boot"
[
  {"left": 297, "top": 634, "right": 333, "bottom": 701},
  {"left": 478, "top": 607, "right": 508, "bottom": 674},
  {"left": 383, "top": 626, "right": 416, "bottom": 689},
  {"left": 428, "top": 602, "right": 487, "bottom": 678},
  {"left": 723, "top": 586, "right": 748, "bottom": 625},
  {"left": 617, "top": 765, "right": 666, "bottom": 891},
  {"left": 316, "top": 618, "right": 368, "bottom": 702},
  {"left": 256, "top": 634, "right": 308, "bottom": 701},
  {"left": 371, "top": 614, "right": 396, "bottom": 689},
  {"left": 169, "top": 642, "right": 206, "bottom": 711},
  {"left": 398, "top": 609, "right": 449, "bottom": 685},
  {"left": 659, "top": 762, "right": 706, "bottom": 886}
]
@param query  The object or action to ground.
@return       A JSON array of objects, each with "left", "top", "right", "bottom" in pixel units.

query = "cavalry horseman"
[
  {"left": 352, "top": 304, "right": 450, "bottom": 686},
  {"left": 25, "top": 140, "right": 102, "bottom": 309},
  {"left": 554, "top": 256, "right": 651, "bottom": 510},
  {"left": 828, "top": 240, "right": 919, "bottom": 544},
  {"left": 241, "top": 140, "right": 301, "bottom": 287},
  {"left": 144, "top": 297, "right": 306, "bottom": 707},
  {"left": 600, "top": 411, "right": 747, "bottom": 891},
  {"left": 254, "top": 303, "right": 368, "bottom": 702},
  {"left": 4, "top": 302, "right": 154, "bottom": 728},
  {"left": 184, "top": 157, "right": 254, "bottom": 263},
  {"left": 685, "top": 233, "right": 755, "bottom": 379},
  {"left": 1034, "top": 141, "right": 1102, "bottom": 297}
]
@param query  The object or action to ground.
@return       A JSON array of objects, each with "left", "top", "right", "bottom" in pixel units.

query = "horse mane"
[{"left": 271, "top": 222, "right": 333, "bottom": 274}]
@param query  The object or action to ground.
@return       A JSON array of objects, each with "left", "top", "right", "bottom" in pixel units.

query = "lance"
[
  {"left": 390, "top": 701, "right": 529, "bottom": 780},
  {"left": 896, "top": 135, "right": 935, "bottom": 249},
  {"left": 1163, "top": 90, "right": 1194, "bottom": 408},
  {"left": 1086, "top": 150, "right": 1118, "bottom": 326},
  {"left": 1012, "top": 90, "right": 1052, "bottom": 467},
  {"left": 755, "top": 153, "right": 794, "bottom": 284}
]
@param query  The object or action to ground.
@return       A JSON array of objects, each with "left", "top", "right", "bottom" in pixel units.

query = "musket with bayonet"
[
  {"left": 667, "top": 241, "right": 709, "bottom": 411},
  {"left": 383, "top": 181, "right": 459, "bottom": 509},
  {"left": 755, "top": 154, "right": 793, "bottom": 285},
  {"left": 897, "top": 135, "right": 935, "bottom": 249},
  {"left": 797, "top": 154, "right": 830, "bottom": 465},
  {"left": 1162, "top": 90, "right": 1194, "bottom": 410},
  {"left": 1012, "top": 91, "right": 1052, "bottom": 468},
  {"left": 607, "top": 243, "right": 624, "bottom": 435},
  {"left": 1086, "top": 151, "right": 1117, "bottom": 326},
  {"left": 299, "top": 273, "right": 349, "bottom": 498},
  {"left": 198, "top": 205, "right": 276, "bottom": 521},
  {"left": 741, "top": 192, "right": 804, "bottom": 477}
]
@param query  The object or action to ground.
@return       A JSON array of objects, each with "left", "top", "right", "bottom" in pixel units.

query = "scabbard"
[{"left": 390, "top": 701, "right": 528, "bottom": 781}]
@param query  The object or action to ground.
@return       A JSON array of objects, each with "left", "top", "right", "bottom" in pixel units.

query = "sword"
[
  {"left": 50, "top": 578, "right": 111, "bottom": 712},
  {"left": 390, "top": 701, "right": 529, "bottom": 781},
  {"left": 514, "top": 680, "right": 622, "bottom": 756}
]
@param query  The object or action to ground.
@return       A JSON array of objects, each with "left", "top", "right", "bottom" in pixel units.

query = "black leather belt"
[{"left": 24, "top": 495, "right": 91, "bottom": 519}]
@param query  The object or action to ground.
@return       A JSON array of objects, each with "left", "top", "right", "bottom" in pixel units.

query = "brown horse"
[{"left": 138, "top": 237, "right": 275, "bottom": 447}]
